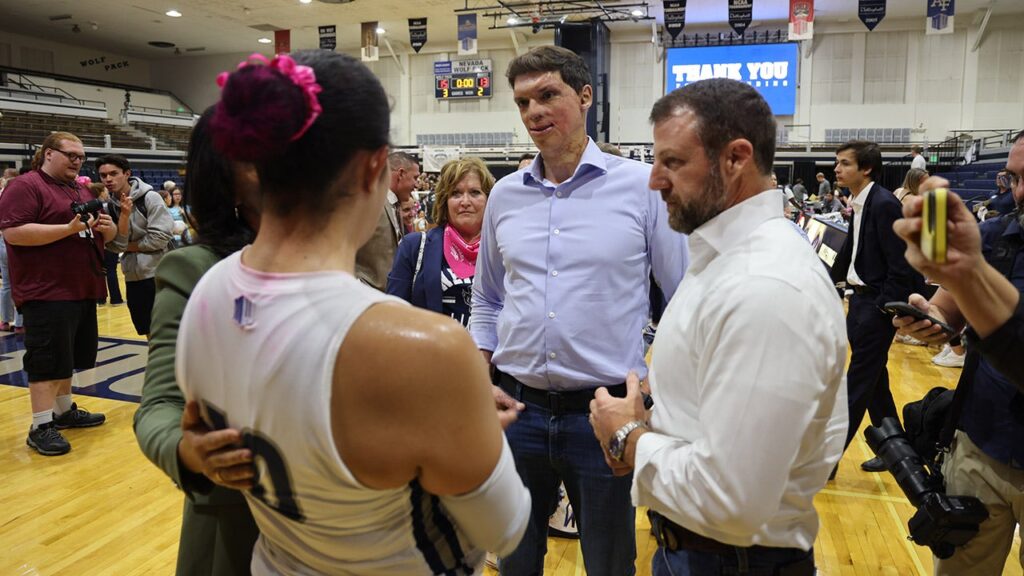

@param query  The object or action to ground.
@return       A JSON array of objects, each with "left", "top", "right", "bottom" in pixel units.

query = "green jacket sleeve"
[{"left": 134, "top": 246, "right": 222, "bottom": 497}]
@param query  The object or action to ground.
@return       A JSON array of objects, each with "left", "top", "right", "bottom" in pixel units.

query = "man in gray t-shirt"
[{"left": 816, "top": 172, "right": 832, "bottom": 198}]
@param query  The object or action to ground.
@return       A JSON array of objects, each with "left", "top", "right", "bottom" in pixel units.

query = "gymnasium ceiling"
[{"left": 0, "top": 0, "right": 1022, "bottom": 60}]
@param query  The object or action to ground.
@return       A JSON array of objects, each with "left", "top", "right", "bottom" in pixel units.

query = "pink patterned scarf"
[{"left": 443, "top": 224, "right": 480, "bottom": 278}]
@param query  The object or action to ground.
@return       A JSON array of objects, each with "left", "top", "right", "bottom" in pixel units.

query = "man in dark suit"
[{"left": 829, "top": 140, "right": 917, "bottom": 473}]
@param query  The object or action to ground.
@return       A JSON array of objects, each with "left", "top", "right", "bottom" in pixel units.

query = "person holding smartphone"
[{"left": 891, "top": 130, "right": 1024, "bottom": 575}]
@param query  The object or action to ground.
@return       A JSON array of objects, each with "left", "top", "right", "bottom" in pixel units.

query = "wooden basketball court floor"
[{"left": 0, "top": 299, "right": 1020, "bottom": 576}]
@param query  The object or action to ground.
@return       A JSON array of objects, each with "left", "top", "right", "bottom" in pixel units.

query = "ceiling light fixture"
[
  {"left": 507, "top": 16, "right": 519, "bottom": 25},
  {"left": 376, "top": 26, "right": 386, "bottom": 34},
  {"left": 631, "top": 9, "right": 644, "bottom": 17},
  {"left": 300, "top": 0, "right": 313, "bottom": 3},
  {"left": 257, "top": 37, "right": 272, "bottom": 44}
]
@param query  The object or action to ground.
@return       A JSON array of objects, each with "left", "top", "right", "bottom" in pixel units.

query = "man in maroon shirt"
[{"left": 0, "top": 132, "right": 117, "bottom": 456}]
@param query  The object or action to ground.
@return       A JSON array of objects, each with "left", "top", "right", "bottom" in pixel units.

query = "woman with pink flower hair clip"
[{"left": 175, "top": 50, "right": 529, "bottom": 575}]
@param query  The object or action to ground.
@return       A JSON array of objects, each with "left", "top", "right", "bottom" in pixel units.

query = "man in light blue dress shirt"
[{"left": 469, "top": 45, "right": 689, "bottom": 576}]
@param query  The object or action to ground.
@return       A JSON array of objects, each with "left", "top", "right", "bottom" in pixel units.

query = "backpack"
[{"left": 902, "top": 386, "right": 956, "bottom": 463}]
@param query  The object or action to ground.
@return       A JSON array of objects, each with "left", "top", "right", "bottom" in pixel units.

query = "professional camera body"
[
  {"left": 70, "top": 198, "right": 119, "bottom": 222},
  {"left": 865, "top": 417, "right": 988, "bottom": 559}
]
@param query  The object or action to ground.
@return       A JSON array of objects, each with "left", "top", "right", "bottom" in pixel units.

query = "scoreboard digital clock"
[{"left": 434, "top": 59, "right": 492, "bottom": 100}]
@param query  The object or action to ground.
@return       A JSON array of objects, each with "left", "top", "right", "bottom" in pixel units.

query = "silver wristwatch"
[{"left": 608, "top": 420, "right": 647, "bottom": 462}]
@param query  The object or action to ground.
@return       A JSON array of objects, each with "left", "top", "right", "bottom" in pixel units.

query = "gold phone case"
[{"left": 921, "top": 187, "right": 947, "bottom": 263}]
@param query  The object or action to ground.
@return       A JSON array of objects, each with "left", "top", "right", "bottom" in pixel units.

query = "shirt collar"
[
  {"left": 387, "top": 189, "right": 399, "bottom": 206},
  {"left": 851, "top": 181, "right": 874, "bottom": 209},
  {"left": 523, "top": 137, "right": 607, "bottom": 186},
  {"left": 688, "top": 190, "right": 782, "bottom": 271}
]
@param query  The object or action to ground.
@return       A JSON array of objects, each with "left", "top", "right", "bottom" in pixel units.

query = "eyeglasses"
[{"left": 50, "top": 149, "right": 86, "bottom": 164}]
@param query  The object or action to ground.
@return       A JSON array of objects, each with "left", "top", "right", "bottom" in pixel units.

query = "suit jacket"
[
  {"left": 134, "top": 245, "right": 258, "bottom": 575},
  {"left": 386, "top": 225, "right": 445, "bottom": 312},
  {"left": 830, "top": 183, "right": 919, "bottom": 308},
  {"left": 355, "top": 191, "right": 403, "bottom": 291}
]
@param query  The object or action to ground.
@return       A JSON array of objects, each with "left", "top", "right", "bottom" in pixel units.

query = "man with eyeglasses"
[{"left": 0, "top": 132, "right": 117, "bottom": 456}]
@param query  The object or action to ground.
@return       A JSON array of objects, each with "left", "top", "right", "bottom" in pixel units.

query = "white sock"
[
  {"left": 54, "top": 394, "right": 73, "bottom": 415},
  {"left": 32, "top": 410, "right": 53, "bottom": 430}
]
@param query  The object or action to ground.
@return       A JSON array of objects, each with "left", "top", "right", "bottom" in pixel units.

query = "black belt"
[
  {"left": 493, "top": 369, "right": 625, "bottom": 414},
  {"left": 648, "top": 511, "right": 815, "bottom": 575},
  {"left": 850, "top": 285, "right": 877, "bottom": 296}
]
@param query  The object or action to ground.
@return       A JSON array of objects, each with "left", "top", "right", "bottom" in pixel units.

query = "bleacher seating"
[
  {"left": 131, "top": 122, "right": 193, "bottom": 151},
  {"left": 0, "top": 110, "right": 151, "bottom": 149},
  {"left": 416, "top": 132, "right": 515, "bottom": 146},
  {"left": 824, "top": 127, "right": 911, "bottom": 144},
  {"left": 931, "top": 161, "right": 1004, "bottom": 205}
]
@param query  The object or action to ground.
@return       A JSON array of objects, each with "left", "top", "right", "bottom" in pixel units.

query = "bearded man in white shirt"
[{"left": 589, "top": 78, "right": 849, "bottom": 576}]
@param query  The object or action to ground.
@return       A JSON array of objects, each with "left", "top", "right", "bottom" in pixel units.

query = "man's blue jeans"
[
  {"left": 652, "top": 544, "right": 814, "bottom": 576},
  {"left": 498, "top": 381, "right": 636, "bottom": 576}
]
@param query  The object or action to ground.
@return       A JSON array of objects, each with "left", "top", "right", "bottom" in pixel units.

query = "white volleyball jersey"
[{"left": 177, "top": 251, "right": 485, "bottom": 575}]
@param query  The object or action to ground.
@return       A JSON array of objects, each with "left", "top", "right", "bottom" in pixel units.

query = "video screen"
[{"left": 665, "top": 43, "right": 799, "bottom": 115}]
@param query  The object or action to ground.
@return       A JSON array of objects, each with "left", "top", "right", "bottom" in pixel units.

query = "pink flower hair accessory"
[{"left": 216, "top": 53, "right": 323, "bottom": 142}]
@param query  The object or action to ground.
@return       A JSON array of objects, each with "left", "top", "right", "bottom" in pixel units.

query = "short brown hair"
[
  {"left": 506, "top": 45, "right": 590, "bottom": 94},
  {"left": 836, "top": 140, "right": 882, "bottom": 181},
  {"left": 31, "top": 131, "right": 82, "bottom": 170},
  {"left": 432, "top": 157, "right": 495, "bottom": 228}
]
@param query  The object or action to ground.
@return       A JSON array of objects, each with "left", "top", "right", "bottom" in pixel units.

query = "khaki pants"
[{"left": 934, "top": 431, "right": 1024, "bottom": 576}]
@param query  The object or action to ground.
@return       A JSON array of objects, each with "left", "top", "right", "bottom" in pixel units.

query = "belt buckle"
[{"left": 547, "top": 391, "right": 561, "bottom": 414}]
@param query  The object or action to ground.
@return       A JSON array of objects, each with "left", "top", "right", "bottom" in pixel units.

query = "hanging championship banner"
[
  {"left": 663, "top": 1, "right": 687, "bottom": 40},
  {"left": 728, "top": 0, "right": 753, "bottom": 37},
  {"left": 423, "top": 146, "right": 462, "bottom": 173},
  {"left": 859, "top": 0, "right": 886, "bottom": 31},
  {"left": 361, "top": 21, "right": 379, "bottom": 62},
  {"left": 318, "top": 25, "right": 337, "bottom": 51},
  {"left": 409, "top": 18, "right": 428, "bottom": 53},
  {"left": 926, "top": 0, "right": 954, "bottom": 35},
  {"left": 274, "top": 30, "right": 290, "bottom": 54},
  {"left": 788, "top": 0, "right": 814, "bottom": 41},
  {"left": 457, "top": 14, "right": 478, "bottom": 56}
]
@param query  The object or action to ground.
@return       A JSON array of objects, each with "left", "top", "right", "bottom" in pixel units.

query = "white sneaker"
[
  {"left": 485, "top": 552, "right": 498, "bottom": 570},
  {"left": 932, "top": 344, "right": 952, "bottom": 364},
  {"left": 934, "top": 348, "right": 965, "bottom": 368},
  {"left": 895, "top": 333, "right": 927, "bottom": 346}
]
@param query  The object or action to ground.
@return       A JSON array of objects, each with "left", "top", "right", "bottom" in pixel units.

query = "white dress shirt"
[
  {"left": 633, "top": 190, "right": 849, "bottom": 551},
  {"left": 846, "top": 181, "right": 873, "bottom": 287},
  {"left": 911, "top": 155, "right": 927, "bottom": 171}
]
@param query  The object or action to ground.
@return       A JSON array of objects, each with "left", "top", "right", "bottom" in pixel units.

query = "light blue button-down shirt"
[{"left": 470, "top": 139, "right": 690, "bottom": 391}]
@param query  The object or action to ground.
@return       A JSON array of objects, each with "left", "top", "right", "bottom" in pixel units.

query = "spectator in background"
[
  {"left": 910, "top": 144, "right": 927, "bottom": 171},
  {"left": 894, "top": 167, "right": 928, "bottom": 206},
  {"left": 87, "top": 182, "right": 125, "bottom": 308},
  {"left": 0, "top": 168, "right": 24, "bottom": 332},
  {"left": 167, "top": 187, "right": 191, "bottom": 247},
  {"left": 793, "top": 177, "right": 808, "bottom": 203},
  {"left": 829, "top": 140, "right": 918, "bottom": 475},
  {"left": 817, "top": 172, "right": 832, "bottom": 199},
  {"left": 987, "top": 169, "right": 1016, "bottom": 217},
  {"left": 398, "top": 196, "right": 416, "bottom": 234},
  {"left": 162, "top": 179, "right": 176, "bottom": 193},
  {"left": 517, "top": 152, "right": 534, "bottom": 170},
  {"left": 821, "top": 191, "right": 844, "bottom": 213},
  {"left": 388, "top": 156, "right": 494, "bottom": 327},
  {"left": 98, "top": 154, "right": 174, "bottom": 338},
  {"left": 0, "top": 131, "right": 117, "bottom": 456},
  {"left": 158, "top": 188, "right": 171, "bottom": 206},
  {"left": 354, "top": 151, "right": 420, "bottom": 291}
]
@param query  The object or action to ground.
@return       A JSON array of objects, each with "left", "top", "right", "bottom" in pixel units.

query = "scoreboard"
[{"left": 434, "top": 59, "right": 492, "bottom": 100}]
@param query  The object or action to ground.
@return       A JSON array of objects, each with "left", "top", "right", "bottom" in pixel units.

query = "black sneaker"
[
  {"left": 26, "top": 422, "right": 71, "bottom": 456},
  {"left": 53, "top": 403, "right": 106, "bottom": 429}
]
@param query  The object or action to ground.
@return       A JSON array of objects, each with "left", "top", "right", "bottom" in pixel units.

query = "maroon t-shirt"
[{"left": 0, "top": 169, "right": 106, "bottom": 306}]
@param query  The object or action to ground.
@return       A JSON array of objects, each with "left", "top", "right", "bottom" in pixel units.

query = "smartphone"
[
  {"left": 882, "top": 301, "right": 955, "bottom": 335},
  {"left": 921, "top": 187, "right": 948, "bottom": 263}
]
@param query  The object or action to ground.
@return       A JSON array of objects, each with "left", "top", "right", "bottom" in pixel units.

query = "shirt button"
[
  {"left": 549, "top": 352, "right": 557, "bottom": 359},
  {"left": 553, "top": 228, "right": 560, "bottom": 235},
  {"left": 548, "top": 312, "right": 556, "bottom": 318},
  {"left": 551, "top": 270, "right": 558, "bottom": 277},
  {"left": 555, "top": 192, "right": 562, "bottom": 198}
]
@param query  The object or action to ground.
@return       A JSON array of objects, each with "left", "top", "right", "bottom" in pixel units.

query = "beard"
[{"left": 666, "top": 161, "right": 727, "bottom": 234}]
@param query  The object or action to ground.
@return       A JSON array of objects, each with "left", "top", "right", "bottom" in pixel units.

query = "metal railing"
[
  {"left": 0, "top": 73, "right": 105, "bottom": 109},
  {"left": 127, "top": 105, "right": 194, "bottom": 119}
]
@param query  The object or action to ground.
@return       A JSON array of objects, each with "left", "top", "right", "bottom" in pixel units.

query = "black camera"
[
  {"left": 70, "top": 198, "right": 118, "bottom": 221},
  {"left": 865, "top": 417, "right": 988, "bottom": 559}
]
